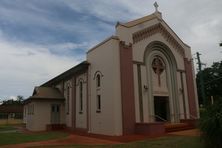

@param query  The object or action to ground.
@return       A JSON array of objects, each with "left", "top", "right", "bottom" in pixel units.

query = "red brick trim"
[
  {"left": 135, "top": 122, "right": 165, "bottom": 136},
  {"left": 184, "top": 58, "right": 197, "bottom": 117},
  {"left": 119, "top": 41, "right": 136, "bottom": 135}
]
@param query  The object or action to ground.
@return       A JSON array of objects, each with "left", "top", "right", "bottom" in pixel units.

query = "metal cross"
[
  {"left": 154, "top": 2, "right": 159, "bottom": 12},
  {"left": 152, "top": 57, "right": 164, "bottom": 86}
]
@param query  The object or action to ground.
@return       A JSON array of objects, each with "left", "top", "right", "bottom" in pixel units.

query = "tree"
[
  {"left": 199, "top": 99, "right": 222, "bottom": 148},
  {"left": 1, "top": 95, "right": 24, "bottom": 105},
  {"left": 196, "top": 61, "right": 222, "bottom": 105},
  {"left": 16, "top": 95, "right": 24, "bottom": 103}
]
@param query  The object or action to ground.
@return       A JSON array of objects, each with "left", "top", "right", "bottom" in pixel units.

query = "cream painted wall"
[
  {"left": 116, "top": 17, "right": 160, "bottom": 45},
  {"left": 23, "top": 105, "right": 27, "bottom": 123},
  {"left": 116, "top": 12, "right": 191, "bottom": 60},
  {"left": 25, "top": 102, "right": 35, "bottom": 130},
  {"left": 87, "top": 38, "right": 122, "bottom": 136},
  {"left": 176, "top": 71, "right": 185, "bottom": 119},
  {"left": 75, "top": 73, "right": 87, "bottom": 129},
  {"left": 182, "top": 72, "right": 190, "bottom": 118},
  {"left": 133, "top": 64, "right": 140, "bottom": 123},
  {"left": 140, "top": 65, "right": 150, "bottom": 122},
  {"left": 132, "top": 34, "right": 185, "bottom": 70}
]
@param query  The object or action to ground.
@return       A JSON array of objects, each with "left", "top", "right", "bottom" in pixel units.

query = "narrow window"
[
  {"left": 96, "top": 74, "right": 101, "bottom": 87},
  {"left": 28, "top": 105, "right": 30, "bottom": 115},
  {"left": 79, "top": 81, "right": 83, "bottom": 113},
  {"left": 96, "top": 95, "right": 101, "bottom": 113},
  {"left": 67, "top": 86, "right": 70, "bottom": 114},
  {"left": 32, "top": 104, "right": 34, "bottom": 115}
]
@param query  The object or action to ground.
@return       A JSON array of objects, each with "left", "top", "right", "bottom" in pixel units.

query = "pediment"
[{"left": 132, "top": 23, "right": 186, "bottom": 57}]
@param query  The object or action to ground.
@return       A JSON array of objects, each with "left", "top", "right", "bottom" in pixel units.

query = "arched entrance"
[{"left": 144, "top": 41, "right": 180, "bottom": 123}]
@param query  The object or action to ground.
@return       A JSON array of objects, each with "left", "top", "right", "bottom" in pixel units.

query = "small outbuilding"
[{"left": 24, "top": 87, "right": 65, "bottom": 131}]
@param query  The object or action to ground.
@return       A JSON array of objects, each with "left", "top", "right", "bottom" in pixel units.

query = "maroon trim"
[
  {"left": 135, "top": 122, "right": 165, "bottom": 136},
  {"left": 46, "top": 124, "right": 66, "bottom": 131},
  {"left": 184, "top": 58, "right": 197, "bottom": 117},
  {"left": 119, "top": 41, "right": 136, "bottom": 135}
]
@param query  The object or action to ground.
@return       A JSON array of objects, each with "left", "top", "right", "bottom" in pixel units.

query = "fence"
[{"left": 0, "top": 113, "right": 23, "bottom": 125}]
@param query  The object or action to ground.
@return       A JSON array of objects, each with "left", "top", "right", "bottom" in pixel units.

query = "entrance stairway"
[{"left": 164, "top": 122, "right": 195, "bottom": 132}]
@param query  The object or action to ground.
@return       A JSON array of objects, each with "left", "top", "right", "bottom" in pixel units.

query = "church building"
[{"left": 24, "top": 4, "right": 199, "bottom": 136}]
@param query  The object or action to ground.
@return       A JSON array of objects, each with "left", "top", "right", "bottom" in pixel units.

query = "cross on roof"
[{"left": 154, "top": 2, "right": 159, "bottom": 12}]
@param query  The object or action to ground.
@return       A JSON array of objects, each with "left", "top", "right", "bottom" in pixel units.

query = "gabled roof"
[
  {"left": 42, "top": 61, "right": 89, "bottom": 87},
  {"left": 24, "top": 87, "right": 65, "bottom": 104},
  {"left": 116, "top": 12, "right": 161, "bottom": 28},
  {"left": 31, "top": 87, "right": 64, "bottom": 99},
  {"left": 116, "top": 11, "right": 190, "bottom": 49}
]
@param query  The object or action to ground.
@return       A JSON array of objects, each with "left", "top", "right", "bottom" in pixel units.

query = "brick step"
[{"left": 164, "top": 123, "right": 195, "bottom": 133}]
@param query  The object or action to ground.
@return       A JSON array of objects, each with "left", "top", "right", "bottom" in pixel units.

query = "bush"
[{"left": 199, "top": 99, "right": 222, "bottom": 148}]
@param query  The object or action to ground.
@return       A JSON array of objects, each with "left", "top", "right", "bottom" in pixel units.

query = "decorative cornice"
[
  {"left": 132, "top": 23, "right": 185, "bottom": 57},
  {"left": 120, "top": 41, "right": 132, "bottom": 48}
]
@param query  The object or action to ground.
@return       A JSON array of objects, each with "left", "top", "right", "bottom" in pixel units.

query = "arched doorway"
[{"left": 144, "top": 41, "right": 179, "bottom": 123}]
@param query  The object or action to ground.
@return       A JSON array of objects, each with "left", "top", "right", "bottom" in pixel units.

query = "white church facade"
[{"left": 24, "top": 7, "right": 199, "bottom": 136}]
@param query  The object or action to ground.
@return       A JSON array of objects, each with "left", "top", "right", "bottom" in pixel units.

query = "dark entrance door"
[
  {"left": 154, "top": 96, "right": 170, "bottom": 122},
  {"left": 51, "top": 104, "right": 60, "bottom": 124}
]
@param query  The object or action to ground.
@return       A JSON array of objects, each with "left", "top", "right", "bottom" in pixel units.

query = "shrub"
[{"left": 199, "top": 99, "right": 222, "bottom": 148}]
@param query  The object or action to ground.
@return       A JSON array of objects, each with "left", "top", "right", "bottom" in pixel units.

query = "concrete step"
[{"left": 164, "top": 123, "right": 195, "bottom": 132}]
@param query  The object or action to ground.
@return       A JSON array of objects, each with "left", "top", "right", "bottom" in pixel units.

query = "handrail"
[
  {"left": 154, "top": 115, "right": 167, "bottom": 122},
  {"left": 189, "top": 114, "right": 198, "bottom": 119}
]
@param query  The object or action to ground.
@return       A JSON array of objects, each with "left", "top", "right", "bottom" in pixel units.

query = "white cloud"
[
  {"left": 0, "top": 0, "right": 222, "bottom": 100},
  {"left": 0, "top": 35, "right": 83, "bottom": 99}
]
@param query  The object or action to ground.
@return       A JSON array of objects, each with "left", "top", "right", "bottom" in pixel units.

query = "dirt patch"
[{"left": 167, "top": 129, "right": 201, "bottom": 136}]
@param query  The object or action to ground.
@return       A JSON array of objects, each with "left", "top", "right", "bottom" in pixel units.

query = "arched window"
[
  {"left": 66, "top": 85, "right": 70, "bottom": 114},
  {"left": 79, "top": 81, "right": 83, "bottom": 113},
  {"left": 96, "top": 74, "right": 101, "bottom": 87}
]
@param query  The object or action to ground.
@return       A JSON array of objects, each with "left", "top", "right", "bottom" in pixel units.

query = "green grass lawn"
[
  {"left": 37, "top": 136, "right": 204, "bottom": 148},
  {"left": 0, "top": 125, "right": 16, "bottom": 132},
  {"left": 0, "top": 125, "right": 68, "bottom": 146},
  {"left": 0, "top": 125, "right": 204, "bottom": 148}
]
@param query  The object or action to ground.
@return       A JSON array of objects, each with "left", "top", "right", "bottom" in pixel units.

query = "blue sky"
[{"left": 0, "top": 0, "right": 222, "bottom": 101}]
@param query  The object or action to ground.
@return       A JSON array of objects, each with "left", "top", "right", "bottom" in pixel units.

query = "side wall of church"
[{"left": 87, "top": 38, "right": 123, "bottom": 136}]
